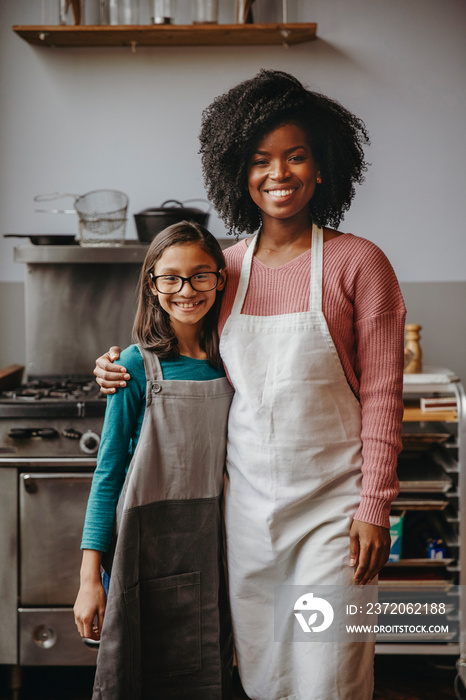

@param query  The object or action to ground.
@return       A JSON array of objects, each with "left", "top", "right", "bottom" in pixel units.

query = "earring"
[{"left": 316, "top": 175, "right": 322, "bottom": 184}]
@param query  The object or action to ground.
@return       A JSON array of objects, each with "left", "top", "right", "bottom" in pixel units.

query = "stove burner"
[{"left": 0, "top": 378, "right": 103, "bottom": 403}]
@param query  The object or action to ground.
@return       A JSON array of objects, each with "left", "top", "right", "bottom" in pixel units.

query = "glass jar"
[
  {"left": 193, "top": 0, "right": 218, "bottom": 24},
  {"left": 236, "top": 0, "right": 253, "bottom": 24},
  {"left": 149, "top": 0, "right": 175, "bottom": 24},
  {"left": 107, "top": 0, "right": 140, "bottom": 24},
  {"left": 59, "top": 0, "right": 85, "bottom": 25},
  {"left": 40, "top": 0, "right": 55, "bottom": 23}
]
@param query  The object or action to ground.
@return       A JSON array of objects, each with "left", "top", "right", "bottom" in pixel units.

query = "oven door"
[{"left": 20, "top": 472, "right": 93, "bottom": 605}]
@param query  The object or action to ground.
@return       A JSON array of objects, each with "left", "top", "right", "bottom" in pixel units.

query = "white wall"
[{"left": 1, "top": 0, "right": 465, "bottom": 283}]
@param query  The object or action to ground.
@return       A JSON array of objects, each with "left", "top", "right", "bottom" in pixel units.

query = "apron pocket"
[{"left": 140, "top": 571, "right": 202, "bottom": 677}]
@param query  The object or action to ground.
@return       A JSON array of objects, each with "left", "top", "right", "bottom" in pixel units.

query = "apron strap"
[
  {"left": 230, "top": 233, "right": 258, "bottom": 316},
  {"left": 136, "top": 344, "right": 163, "bottom": 380},
  {"left": 230, "top": 224, "right": 323, "bottom": 317},
  {"left": 310, "top": 224, "right": 323, "bottom": 313}
]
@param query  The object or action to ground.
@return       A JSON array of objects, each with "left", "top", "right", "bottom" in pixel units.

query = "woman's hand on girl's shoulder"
[{"left": 94, "top": 346, "right": 130, "bottom": 394}]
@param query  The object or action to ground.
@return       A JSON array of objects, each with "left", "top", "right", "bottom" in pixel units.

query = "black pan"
[{"left": 3, "top": 234, "right": 78, "bottom": 246}]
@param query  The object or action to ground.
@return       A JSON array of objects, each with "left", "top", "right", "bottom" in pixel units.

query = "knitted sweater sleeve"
[{"left": 350, "top": 241, "right": 406, "bottom": 529}]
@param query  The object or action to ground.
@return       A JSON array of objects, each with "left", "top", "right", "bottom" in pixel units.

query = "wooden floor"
[{"left": 0, "top": 655, "right": 460, "bottom": 699}]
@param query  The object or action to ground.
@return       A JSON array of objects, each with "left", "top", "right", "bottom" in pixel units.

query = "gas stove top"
[
  {"left": 0, "top": 376, "right": 106, "bottom": 418},
  {"left": 0, "top": 377, "right": 106, "bottom": 458},
  {"left": 1, "top": 376, "right": 102, "bottom": 402}
]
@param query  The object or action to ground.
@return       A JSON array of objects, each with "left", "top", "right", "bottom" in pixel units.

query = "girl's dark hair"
[
  {"left": 199, "top": 69, "right": 370, "bottom": 235},
  {"left": 133, "top": 221, "right": 226, "bottom": 368}
]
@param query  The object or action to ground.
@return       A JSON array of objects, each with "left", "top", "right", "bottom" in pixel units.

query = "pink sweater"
[{"left": 219, "top": 234, "right": 406, "bottom": 529}]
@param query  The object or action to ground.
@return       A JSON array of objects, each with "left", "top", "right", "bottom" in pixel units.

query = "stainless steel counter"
[
  {"left": 13, "top": 243, "right": 145, "bottom": 265},
  {"left": 14, "top": 239, "right": 233, "bottom": 264}
]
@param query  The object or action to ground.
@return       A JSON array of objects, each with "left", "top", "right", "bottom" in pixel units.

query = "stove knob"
[
  {"left": 33, "top": 625, "right": 57, "bottom": 649},
  {"left": 79, "top": 431, "right": 101, "bottom": 455},
  {"left": 63, "top": 428, "right": 82, "bottom": 440}
]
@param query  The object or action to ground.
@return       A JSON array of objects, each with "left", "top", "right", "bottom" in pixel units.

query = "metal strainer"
[
  {"left": 34, "top": 190, "right": 129, "bottom": 246},
  {"left": 74, "top": 190, "right": 128, "bottom": 236}
]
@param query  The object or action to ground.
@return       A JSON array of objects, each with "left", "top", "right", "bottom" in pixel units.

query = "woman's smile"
[{"left": 265, "top": 187, "right": 297, "bottom": 200}]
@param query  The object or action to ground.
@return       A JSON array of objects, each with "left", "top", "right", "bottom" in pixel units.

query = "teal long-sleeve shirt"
[{"left": 81, "top": 344, "right": 226, "bottom": 552}]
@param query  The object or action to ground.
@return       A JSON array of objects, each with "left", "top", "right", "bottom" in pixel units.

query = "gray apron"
[{"left": 93, "top": 347, "right": 234, "bottom": 700}]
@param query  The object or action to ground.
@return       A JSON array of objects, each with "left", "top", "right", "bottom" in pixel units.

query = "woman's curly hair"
[{"left": 199, "top": 69, "right": 370, "bottom": 235}]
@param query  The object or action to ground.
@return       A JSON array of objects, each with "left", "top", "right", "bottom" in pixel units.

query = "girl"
[
  {"left": 94, "top": 70, "right": 406, "bottom": 700},
  {"left": 74, "top": 221, "right": 233, "bottom": 700}
]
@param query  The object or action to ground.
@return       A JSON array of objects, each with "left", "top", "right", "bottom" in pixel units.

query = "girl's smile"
[
  {"left": 173, "top": 300, "right": 203, "bottom": 309},
  {"left": 171, "top": 298, "right": 206, "bottom": 315}
]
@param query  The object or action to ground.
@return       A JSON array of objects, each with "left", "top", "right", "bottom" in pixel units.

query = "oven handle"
[
  {"left": 0, "top": 457, "right": 96, "bottom": 467},
  {"left": 22, "top": 472, "right": 93, "bottom": 494},
  {"left": 23, "top": 475, "right": 37, "bottom": 493}
]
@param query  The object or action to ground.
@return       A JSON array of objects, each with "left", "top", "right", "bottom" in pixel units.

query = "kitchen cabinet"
[
  {"left": 376, "top": 369, "right": 466, "bottom": 662},
  {"left": 12, "top": 23, "right": 317, "bottom": 48}
]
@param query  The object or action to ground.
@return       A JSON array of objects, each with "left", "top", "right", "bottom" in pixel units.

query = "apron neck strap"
[
  {"left": 231, "top": 224, "right": 324, "bottom": 316},
  {"left": 230, "top": 233, "right": 258, "bottom": 316},
  {"left": 137, "top": 344, "right": 163, "bottom": 379},
  {"left": 310, "top": 223, "right": 323, "bottom": 313}
]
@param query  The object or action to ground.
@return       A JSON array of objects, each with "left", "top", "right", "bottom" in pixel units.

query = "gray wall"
[
  {"left": 400, "top": 282, "right": 466, "bottom": 382},
  {"left": 1, "top": 0, "right": 465, "bottom": 379},
  {"left": 0, "top": 283, "right": 25, "bottom": 368}
]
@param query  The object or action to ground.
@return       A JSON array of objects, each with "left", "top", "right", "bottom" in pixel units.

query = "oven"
[{"left": 0, "top": 378, "right": 106, "bottom": 674}]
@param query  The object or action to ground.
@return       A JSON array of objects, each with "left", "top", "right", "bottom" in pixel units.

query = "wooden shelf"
[
  {"left": 12, "top": 23, "right": 317, "bottom": 48},
  {"left": 403, "top": 405, "right": 458, "bottom": 423}
]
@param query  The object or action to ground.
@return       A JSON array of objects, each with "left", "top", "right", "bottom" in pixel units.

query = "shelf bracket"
[{"left": 280, "top": 29, "right": 291, "bottom": 49}]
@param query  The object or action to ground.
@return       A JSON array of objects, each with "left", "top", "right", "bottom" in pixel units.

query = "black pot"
[{"left": 134, "top": 200, "right": 210, "bottom": 243}]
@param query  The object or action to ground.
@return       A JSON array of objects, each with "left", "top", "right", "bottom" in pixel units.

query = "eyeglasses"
[{"left": 149, "top": 271, "right": 221, "bottom": 294}]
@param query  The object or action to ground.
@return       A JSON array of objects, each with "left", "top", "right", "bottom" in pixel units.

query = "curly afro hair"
[{"left": 199, "top": 69, "right": 370, "bottom": 236}]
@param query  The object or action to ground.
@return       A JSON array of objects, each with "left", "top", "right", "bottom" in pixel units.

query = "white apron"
[{"left": 220, "top": 225, "right": 375, "bottom": 700}]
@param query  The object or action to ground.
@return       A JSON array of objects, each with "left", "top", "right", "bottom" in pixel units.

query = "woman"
[{"left": 94, "top": 70, "right": 406, "bottom": 700}]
